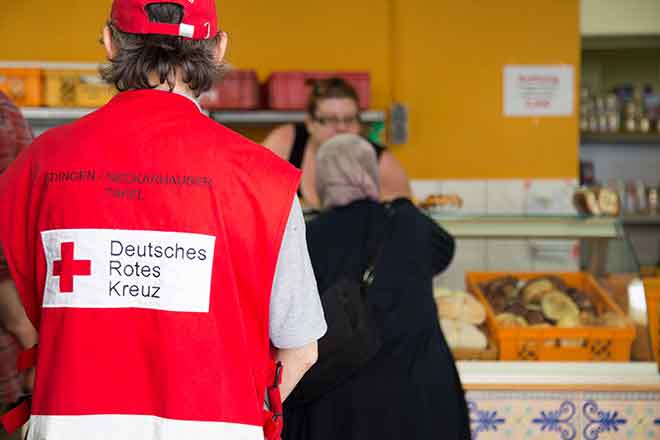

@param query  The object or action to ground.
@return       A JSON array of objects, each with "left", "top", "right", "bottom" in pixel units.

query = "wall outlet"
[{"left": 389, "top": 103, "right": 408, "bottom": 145}]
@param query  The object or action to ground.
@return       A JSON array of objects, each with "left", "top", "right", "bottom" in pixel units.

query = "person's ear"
[
  {"left": 214, "top": 32, "right": 228, "bottom": 64},
  {"left": 102, "top": 25, "right": 116, "bottom": 60}
]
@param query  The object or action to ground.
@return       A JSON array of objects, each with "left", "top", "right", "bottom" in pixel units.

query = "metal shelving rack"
[
  {"left": 432, "top": 215, "right": 619, "bottom": 239},
  {"left": 21, "top": 107, "right": 386, "bottom": 132},
  {"left": 430, "top": 214, "right": 634, "bottom": 276}
]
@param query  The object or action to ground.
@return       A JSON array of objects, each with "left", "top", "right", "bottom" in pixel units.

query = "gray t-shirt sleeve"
[{"left": 269, "top": 196, "right": 327, "bottom": 349}]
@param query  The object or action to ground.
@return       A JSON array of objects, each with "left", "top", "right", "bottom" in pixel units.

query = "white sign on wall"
[{"left": 503, "top": 65, "right": 574, "bottom": 117}]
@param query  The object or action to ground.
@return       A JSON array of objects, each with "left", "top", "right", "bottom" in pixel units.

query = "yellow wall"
[
  {"left": 0, "top": 0, "right": 579, "bottom": 179},
  {"left": 392, "top": 0, "right": 580, "bottom": 179},
  {"left": 0, "top": 1, "right": 391, "bottom": 110}
]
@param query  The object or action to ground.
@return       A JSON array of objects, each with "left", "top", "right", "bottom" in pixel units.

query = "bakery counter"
[{"left": 459, "top": 361, "right": 660, "bottom": 439}]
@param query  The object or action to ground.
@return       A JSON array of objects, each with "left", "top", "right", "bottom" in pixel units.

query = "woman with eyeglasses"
[{"left": 263, "top": 78, "right": 412, "bottom": 209}]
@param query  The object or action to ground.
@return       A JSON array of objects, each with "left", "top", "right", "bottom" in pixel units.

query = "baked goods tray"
[{"left": 466, "top": 272, "right": 635, "bottom": 362}]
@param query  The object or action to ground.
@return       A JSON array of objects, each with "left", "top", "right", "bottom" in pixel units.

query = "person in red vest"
[{"left": 0, "top": 1, "right": 326, "bottom": 439}]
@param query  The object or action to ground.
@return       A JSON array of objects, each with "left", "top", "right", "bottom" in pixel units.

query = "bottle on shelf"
[{"left": 624, "top": 101, "right": 637, "bottom": 133}]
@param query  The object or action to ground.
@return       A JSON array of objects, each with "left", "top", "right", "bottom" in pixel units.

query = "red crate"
[
  {"left": 265, "top": 71, "right": 371, "bottom": 110},
  {"left": 200, "top": 69, "right": 260, "bottom": 110}
]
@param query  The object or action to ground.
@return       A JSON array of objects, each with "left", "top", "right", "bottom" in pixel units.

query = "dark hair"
[
  {"left": 306, "top": 77, "right": 359, "bottom": 115},
  {"left": 100, "top": 3, "right": 223, "bottom": 97}
]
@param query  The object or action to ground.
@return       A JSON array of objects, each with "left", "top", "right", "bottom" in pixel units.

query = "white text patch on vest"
[{"left": 41, "top": 229, "right": 216, "bottom": 313}]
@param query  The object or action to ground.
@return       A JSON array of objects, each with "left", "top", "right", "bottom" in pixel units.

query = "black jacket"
[{"left": 283, "top": 198, "right": 471, "bottom": 440}]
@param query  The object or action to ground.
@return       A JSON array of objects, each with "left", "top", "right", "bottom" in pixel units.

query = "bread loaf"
[
  {"left": 435, "top": 290, "right": 486, "bottom": 325},
  {"left": 440, "top": 319, "right": 488, "bottom": 350}
]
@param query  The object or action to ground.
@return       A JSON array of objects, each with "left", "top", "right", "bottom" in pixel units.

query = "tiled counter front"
[
  {"left": 458, "top": 362, "right": 660, "bottom": 439},
  {"left": 466, "top": 390, "right": 660, "bottom": 439}
]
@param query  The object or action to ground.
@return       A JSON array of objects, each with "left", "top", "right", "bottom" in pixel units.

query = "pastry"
[
  {"left": 419, "top": 194, "right": 464, "bottom": 210},
  {"left": 482, "top": 276, "right": 520, "bottom": 300},
  {"left": 524, "top": 309, "right": 546, "bottom": 325},
  {"left": 573, "top": 186, "right": 620, "bottom": 216},
  {"left": 521, "top": 278, "right": 557, "bottom": 305},
  {"left": 435, "top": 290, "right": 486, "bottom": 325},
  {"left": 596, "top": 187, "right": 620, "bottom": 216},
  {"left": 541, "top": 291, "right": 580, "bottom": 322},
  {"left": 439, "top": 319, "right": 488, "bottom": 350},
  {"left": 573, "top": 187, "right": 601, "bottom": 215},
  {"left": 565, "top": 287, "right": 596, "bottom": 313}
]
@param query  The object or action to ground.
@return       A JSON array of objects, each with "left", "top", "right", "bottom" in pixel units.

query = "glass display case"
[{"left": 427, "top": 213, "right": 660, "bottom": 439}]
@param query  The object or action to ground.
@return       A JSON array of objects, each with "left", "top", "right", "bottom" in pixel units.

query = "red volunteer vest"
[{"left": 0, "top": 90, "right": 300, "bottom": 439}]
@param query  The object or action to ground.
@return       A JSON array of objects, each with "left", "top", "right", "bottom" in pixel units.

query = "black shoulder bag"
[{"left": 286, "top": 204, "right": 395, "bottom": 406}]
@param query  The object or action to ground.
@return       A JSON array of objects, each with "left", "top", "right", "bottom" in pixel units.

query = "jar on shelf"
[
  {"left": 580, "top": 115, "right": 590, "bottom": 132},
  {"left": 605, "top": 93, "right": 619, "bottom": 112},
  {"left": 625, "top": 115, "right": 637, "bottom": 133},
  {"left": 607, "top": 112, "right": 621, "bottom": 132},
  {"left": 649, "top": 187, "right": 659, "bottom": 215},
  {"left": 598, "top": 113, "right": 609, "bottom": 132}
]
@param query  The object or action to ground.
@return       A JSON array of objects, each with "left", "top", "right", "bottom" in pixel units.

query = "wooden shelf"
[
  {"left": 582, "top": 34, "right": 660, "bottom": 50},
  {"left": 623, "top": 215, "right": 660, "bottom": 225},
  {"left": 581, "top": 132, "right": 660, "bottom": 146}
]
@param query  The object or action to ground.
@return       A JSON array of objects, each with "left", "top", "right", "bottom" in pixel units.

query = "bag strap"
[
  {"left": 361, "top": 203, "right": 396, "bottom": 288},
  {"left": 0, "top": 344, "right": 37, "bottom": 434},
  {"left": 262, "top": 361, "right": 283, "bottom": 440}
]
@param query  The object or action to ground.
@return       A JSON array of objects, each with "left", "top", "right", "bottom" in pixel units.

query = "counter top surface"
[{"left": 457, "top": 361, "right": 660, "bottom": 391}]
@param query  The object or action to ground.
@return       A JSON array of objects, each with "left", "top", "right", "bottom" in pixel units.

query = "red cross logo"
[{"left": 52, "top": 242, "right": 91, "bottom": 293}]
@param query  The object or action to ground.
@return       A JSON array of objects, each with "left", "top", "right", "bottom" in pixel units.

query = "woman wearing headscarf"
[{"left": 283, "top": 134, "right": 471, "bottom": 440}]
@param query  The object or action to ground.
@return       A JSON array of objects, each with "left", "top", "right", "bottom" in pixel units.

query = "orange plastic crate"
[
  {"left": 644, "top": 278, "right": 660, "bottom": 365},
  {"left": 200, "top": 69, "right": 260, "bottom": 110},
  {"left": 0, "top": 68, "right": 42, "bottom": 107},
  {"left": 43, "top": 70, "right": 115, "bottom": 108},
  {"left": 264, "top": 71, "right": 371, "bottom": 110},
  {"left": 466, "top": 272, "right": 635, "bottom": 362}
]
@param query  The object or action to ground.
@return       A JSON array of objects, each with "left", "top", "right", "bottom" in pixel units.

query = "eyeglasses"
[{"left": 312, "top": 114, "right": 361, "bottom": 128}]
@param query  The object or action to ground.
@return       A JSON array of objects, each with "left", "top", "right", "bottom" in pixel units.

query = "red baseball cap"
[{"left": 111, "top": 0, "right": 219, "bottom": 40}]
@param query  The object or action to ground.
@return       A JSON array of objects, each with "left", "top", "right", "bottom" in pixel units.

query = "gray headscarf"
[{"left": 316, "top": 134, "right": 380, "bottom": 208}]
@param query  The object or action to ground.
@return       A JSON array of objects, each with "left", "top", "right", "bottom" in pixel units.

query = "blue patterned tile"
[
  {"left": 468, "top": 400, "right": 506, "bottom": 439},
  {"left": 532, "top": 400, "right": 577, "bottom": 440},
  {"left": 582, "top": 400, "right": 627, "bottom": 440}
]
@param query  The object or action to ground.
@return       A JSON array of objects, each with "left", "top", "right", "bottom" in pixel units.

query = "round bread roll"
[
  {"left": 541, "top": 291, "right": 580, "bottom": 322},
  {"left": 435, "top": 290, "right": 486, "bottom": 325},
  {"left": 596, "top": 187, "right": 620, "bottom": 216},
  {"left": 439, "top": 319, "right": 488, "bottom": 350},
  {"left": 521, "top": 278, "right": 556, "bottom": 305}
]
